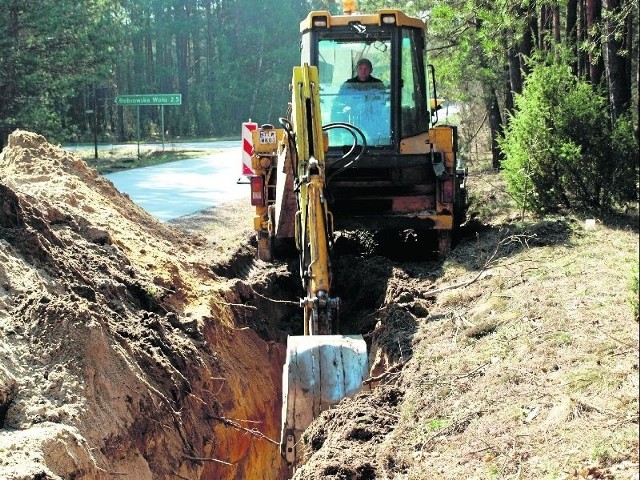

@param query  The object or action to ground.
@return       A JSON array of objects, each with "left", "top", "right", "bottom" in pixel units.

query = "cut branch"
[
  {"left": 363, "top": 360, "right": 408, "bottom": 385},
  {"left": 249, "top": 286, "right": 300, "bottom": 305},
  {"left": 423, "top": 233, "right": 533, "bottom": 298}
]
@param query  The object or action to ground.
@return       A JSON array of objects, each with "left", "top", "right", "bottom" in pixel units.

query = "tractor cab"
[
  {"left": 297, "top": 10, "right": 465, "bottom": 246},
  {"left": 300, "top": 10, "right": 433, "bottom": 151}
]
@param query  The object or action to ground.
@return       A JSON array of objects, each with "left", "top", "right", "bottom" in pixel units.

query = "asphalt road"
[{"left": 102, "top": 143, "right": 250, "bottom": 221}]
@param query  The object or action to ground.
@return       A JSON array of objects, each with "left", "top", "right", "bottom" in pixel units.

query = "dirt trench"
[
  {"left": 211, "top": 231, "right": 447, "bottom": 479},
  {"left": 216, "top": 231, "right": 442, "bottom": 364},
  {"left": 0, "top": 130, "right": 445, "bottom": 480}
]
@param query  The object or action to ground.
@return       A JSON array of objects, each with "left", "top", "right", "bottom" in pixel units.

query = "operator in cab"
[
  {"left": 332, "top": 58, "right": 388, "bottom": 145},
  {"left": 333, "top": 58, "right": 385, "bottom": 115},
  {"left": 343, "top": 58, "right": 383, "bottom": 85}
]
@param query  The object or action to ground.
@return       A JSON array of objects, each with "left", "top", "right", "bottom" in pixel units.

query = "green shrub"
[{"left": 499, "top": 59, "right": 639, "bottom": 215}]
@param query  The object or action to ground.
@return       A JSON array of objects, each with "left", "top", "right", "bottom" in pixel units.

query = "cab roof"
[{"left": 300, "top": 9, "right": 425, "bottom": 32}]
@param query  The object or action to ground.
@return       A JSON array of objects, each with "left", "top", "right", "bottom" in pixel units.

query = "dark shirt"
[
  {"left": 332, "top": 75, "right": 386, "bottom": 122},
  {"left": 344, "top": 75, "right": 383, "bottom": 84}
]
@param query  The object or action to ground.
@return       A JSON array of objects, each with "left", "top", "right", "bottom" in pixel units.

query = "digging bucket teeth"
[{"left": 280, "top": 334, "right": 368, "bottom": 464}]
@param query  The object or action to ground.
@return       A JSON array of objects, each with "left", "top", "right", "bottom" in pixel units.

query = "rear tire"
[
  {"left": 438, "top": 230, "right": 452, "bottom": 254},
  {"left": 257, "top": 231, "right": 273, "bottom": 261},
  {"left": 454, "top": 186, "right": 467, "bottom": 228}
]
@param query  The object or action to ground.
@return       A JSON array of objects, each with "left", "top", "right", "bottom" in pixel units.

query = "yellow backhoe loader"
[{"left": 241, "top": 7, "right": 467, "bottom": 467}]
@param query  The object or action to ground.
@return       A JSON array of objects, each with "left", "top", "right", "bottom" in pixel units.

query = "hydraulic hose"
[{"left": 322, "top": 122, "right": 367, "bottom": 185}]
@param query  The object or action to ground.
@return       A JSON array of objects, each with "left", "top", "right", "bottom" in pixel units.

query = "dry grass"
[
  {"left": 382, "top": 158, "right": 639, "bottom": 479},
  {"left": 77, "top": 145, "right": 216, "bottom": 173}
]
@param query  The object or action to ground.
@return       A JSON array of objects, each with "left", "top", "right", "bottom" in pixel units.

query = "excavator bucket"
[{"left": 280, "top": 334, "right": 369, "bottom": 464}]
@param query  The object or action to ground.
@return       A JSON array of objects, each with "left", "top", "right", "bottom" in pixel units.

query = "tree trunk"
[
  {"left": 567, "top": 0, "right": 578, "bottom": 73},
  {"left": 191, "top": 0, "right": 205, "bottom": 135},
  {"left": 567, "top": 0, "right": 579, "bottom": 37},
  {"left": 539, "top": 4, "right": 551, "bottom": 50},
  {"left": 602, "top": 0, "right": 632, "bottom": 121},
  {"left": 205, "top": 1, "right": 218, "bottom": 136},
  {"left": 484, "top": 86, "right": 504, "bottom": 169},
  {"left": 474, "top": 16, "right": 505, "bottom": 168},
  {"left": 505, "top": 65, "right": 514, "bottom": 121},
  {"left": 637, "top": 11, "right": 640, "bottom": 139},
  {"left": 508, "top": 47, "right": 523, "bottom": 97},
  {"left": 585, "top": 0, "right": 604, "bottom": 85},
  {"left": 552, "top": 2, "right": 562, "bottom": 43},
  {"left": 519, "top": 7, "right": 536, "bottom": 76},
  {"left": 174, "top": 4, "right": 190, "bottom": 135},
  {"left": 625, "top": 13, "right": 633, "bottom": 107},
  {"left": 577, "top": 0, "right": 589, "bottom": 78},
  {"left": 506, "top": 46, "right": 519, "bottom": 127},
  {"left": 115, "top": 63, "right": 125, "bottom": 142},
  {"left": 624, "top": 9, "right": 634, "bottom": 130},
  {"left": 145, "top": 6, "right": 154, "bottom": 92}
]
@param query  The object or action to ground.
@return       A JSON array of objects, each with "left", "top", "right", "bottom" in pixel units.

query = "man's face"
[{"left": 356, "top": 63, "right": 372, "bottom": 81}]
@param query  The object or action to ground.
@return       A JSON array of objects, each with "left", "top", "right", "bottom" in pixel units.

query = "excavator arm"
[
  {"left": 241, "top": 64, "right": 368, "bottom": 468},
  {"left": 290, "top": 65, "right": 339, "bottom": 335},
  {"left": 280, "top": 65, "right": 369, "bottom": 466}
]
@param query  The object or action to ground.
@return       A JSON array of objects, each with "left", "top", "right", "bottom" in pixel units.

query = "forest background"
[{"left": 0, "top": 0, "right": 638, "bottom": 158}]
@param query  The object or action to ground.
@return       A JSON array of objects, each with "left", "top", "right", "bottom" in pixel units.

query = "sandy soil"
[
  {"left": 1, "top": 130, "right": 638, "bottom": 480},
  {"left": 0, "top": 131, "right": 288, "bottom": 479}
]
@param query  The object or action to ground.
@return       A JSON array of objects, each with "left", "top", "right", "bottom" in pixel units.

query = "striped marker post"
[{"left": 241, "top": 121, "right": 258, "bottom": 176}]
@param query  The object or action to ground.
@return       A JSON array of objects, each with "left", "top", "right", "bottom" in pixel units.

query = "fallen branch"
[
  {"left": 596, "top": 326, "right": 639, "bottom": 349},
  {"left": 422, "top": 232, "right": 533, "bottom": 298},
  {"left": 418, "top": 411, "right": 480, "bottom": 451},
  {"left": 182, "top": 454, "right": 234, "bottom": 466},
  {"left": 421, "top": 270, "right": 488, "bottom": 298},
  {"left": 209, "top": 415, "right": 279, "bottom": 445},
  {"left": 95, "top": 466, "right": 127, "bottom": 476},
  {"left": 249, "top": 286, "right": 299, "bottom": 306},
  {"left": 363, "top": 360, "right": 408, "bottom": 385},
  {"left": 454, "top": 361, "right": 491, "bottom": 379},
  {"left": 214, "top": 301, "right": 258, "bottom": 310}
]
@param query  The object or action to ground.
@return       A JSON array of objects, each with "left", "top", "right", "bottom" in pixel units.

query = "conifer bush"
[{"left": 499, "top": 60, "right": 639, "bottom": 215}]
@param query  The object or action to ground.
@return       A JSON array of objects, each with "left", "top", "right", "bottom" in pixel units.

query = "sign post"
[{"left": 115, "top": 94, "right": 182, "bottom": 157}]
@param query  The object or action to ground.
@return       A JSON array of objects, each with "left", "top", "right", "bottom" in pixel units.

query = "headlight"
[{"left": 381, "top": 14, "right": 397, "bottom": 25}]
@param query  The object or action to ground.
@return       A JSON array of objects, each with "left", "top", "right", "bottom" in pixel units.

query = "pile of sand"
[{"left": 0, "top": 131, "right": 287, "bottom": 479}]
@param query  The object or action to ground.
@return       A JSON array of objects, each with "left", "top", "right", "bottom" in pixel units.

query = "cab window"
[
  {"left": 317, "top": 38, "right": 392, "bottom": 147},
  {"left": 400, "top": 29, "right": 428, "bottom": 138}
]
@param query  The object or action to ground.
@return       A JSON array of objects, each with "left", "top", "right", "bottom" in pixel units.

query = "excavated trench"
[
  {"left": 213, "top": 230, "right": 444, "bottom": 477},
  {"left": 217, "top": 230, "right": 442, "bottom": 348},
  {"left": 0, "top": 131, "right": 452, "bottom": 480}
]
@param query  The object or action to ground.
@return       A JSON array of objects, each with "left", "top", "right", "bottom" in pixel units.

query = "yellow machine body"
[{"left": 241, "top": 7, "right": 468, "bottom": 469}]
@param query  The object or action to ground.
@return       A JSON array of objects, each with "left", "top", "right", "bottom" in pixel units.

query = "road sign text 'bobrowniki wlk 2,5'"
[{"left": 115, "top": 94, "right": 182, "bottom": 106}]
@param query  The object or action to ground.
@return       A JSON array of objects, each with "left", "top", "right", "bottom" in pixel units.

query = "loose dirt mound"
[{"left": 0, "top": 131, "right": 288, "bottom": 479}]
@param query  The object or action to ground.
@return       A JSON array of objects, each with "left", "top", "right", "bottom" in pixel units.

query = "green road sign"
[{"left": 115, "top": 94, "right": 182, "bottom": 106}]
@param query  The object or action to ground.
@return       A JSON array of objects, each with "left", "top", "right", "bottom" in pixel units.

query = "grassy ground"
[
  {"left": 389, "top": 158, "right": 640, "bottom": 479},
  {"left": 291, "top": 154, "right": 639, "bottom": 479},
  {"left": 72, "top": 144, "right": 221, "bottom": 174}
]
